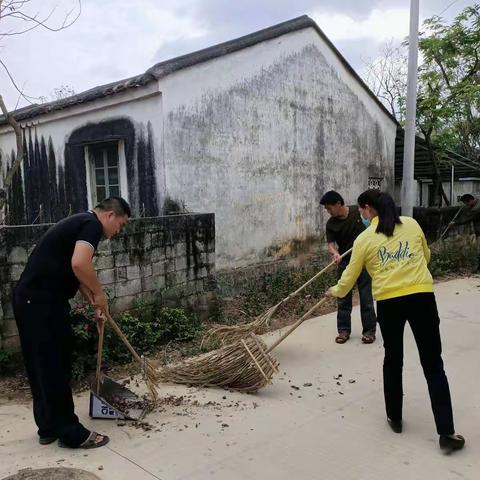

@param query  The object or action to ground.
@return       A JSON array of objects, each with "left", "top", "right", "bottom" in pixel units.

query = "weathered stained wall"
[
  {"left": 0, "top": 86, "right": 165, "bottom": 223},
  {"left": 0, "top": 214, "right": 215, "bottom": 349},
  {"left": 0, "top": 25, "right": 397, "bottom": 271},
  {"left": 159, "top": 27, "right": 396, "bottom": 268}
]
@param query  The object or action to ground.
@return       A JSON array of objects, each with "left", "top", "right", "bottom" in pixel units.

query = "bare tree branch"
[
  {"left": 0, "top": 8, "right": 55, "bottom": 37},
  {"left": 0, "top": 0, "right": 83, "bottom": 218},
  {"left": 0, "top": 58, "right": 38, "bottom": 103},
  {"left": 0, "top": 1, "right": 81, "bottom": 37},
  {"left": 0, "top": 94, "right": 24, "bottom": 212},
  {"left": 362, "top": 40, "right": 408, "bottom": 123}
]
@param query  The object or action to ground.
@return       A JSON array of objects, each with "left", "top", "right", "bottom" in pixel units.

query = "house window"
[
  {"left": 368, "top": 177, "right": 383, "bottom": 190},
  {"left": 88, "top": 142, "right": 121, "bottom": 204}
]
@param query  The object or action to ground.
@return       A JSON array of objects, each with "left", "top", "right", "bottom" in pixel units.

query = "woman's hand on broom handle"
[
  {"left": 331, "top": 252, "right": 342, "bottom": 265},
  {"left": 324, "top": 288, "right": 334, "bottom": 298}
]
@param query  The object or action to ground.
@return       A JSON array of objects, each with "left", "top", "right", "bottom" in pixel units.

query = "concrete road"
[{"left": 1, "top": 277, "right": 479, "bottom": 480}]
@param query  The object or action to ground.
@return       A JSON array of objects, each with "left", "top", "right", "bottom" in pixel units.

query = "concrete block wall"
[{"left": 0, "top": 213, "right": 215, "bottom": 349}]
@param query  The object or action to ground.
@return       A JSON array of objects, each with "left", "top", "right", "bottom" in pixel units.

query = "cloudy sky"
[{"left": 0, "top": 0, "right": 474, "bottom": 108}]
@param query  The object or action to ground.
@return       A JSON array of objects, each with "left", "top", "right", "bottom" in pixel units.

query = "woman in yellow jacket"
[{"left": 326, "top": 189, "right": 465, "bottom": 452}]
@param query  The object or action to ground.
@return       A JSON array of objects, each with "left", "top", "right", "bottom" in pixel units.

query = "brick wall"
[{"left": 0, "top": 213, "right": 216, "bottom": 349}]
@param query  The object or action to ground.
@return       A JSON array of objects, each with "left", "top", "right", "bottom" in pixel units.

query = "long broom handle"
[
  {"left": 95, "top": 321, "right": 105, "bottom": 395},
  {"left": 266, "top": 297, "right": 329, "bottom": 353},
  {"left": 104, "top": 311, "right": 144, "bottom": 366},
  {"left": 270, "top": 248, "right": 352, "bottom": 308},
  {"left": 438, "top": 205, "right": 464, "bottom": 241}
]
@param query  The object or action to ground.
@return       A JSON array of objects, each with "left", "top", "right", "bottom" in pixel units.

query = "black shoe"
[
  {"left": 387, "top": 418, "right": 402, "bottom": 434},
  {"left": 439, "top": 434, "right": 465, "bottom": 452},
  {"left": 39, "top": 436, "right": 58, "bottom": 445}
]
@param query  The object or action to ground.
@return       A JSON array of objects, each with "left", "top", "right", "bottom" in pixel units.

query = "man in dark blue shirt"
[{"left": 14, "top": 197, "right": 130, "bottom": 449}]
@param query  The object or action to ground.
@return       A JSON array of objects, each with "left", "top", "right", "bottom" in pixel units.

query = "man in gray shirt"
[{"left": 320, "top": 190, "right": 376, "bottom": 344}]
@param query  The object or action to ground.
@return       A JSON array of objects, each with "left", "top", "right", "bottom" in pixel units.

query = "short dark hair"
[
  {"left": 320, "top": 191, "right": 344, "bottom": 206},
  {"left": 357, "top": 189, "right": 401, "bottom": 237},
  {"left": 95, "top": 197, "right": 131, "bottom": 217},
  {"left": 460, "top": 194, "right": 475, "bottom": 203}
]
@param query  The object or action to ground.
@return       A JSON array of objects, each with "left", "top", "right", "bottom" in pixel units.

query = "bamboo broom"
[
  {"left": 157, "top": 333, "right": 279, "bottom": 393},
  {"left": 95, "top": 320, "right": 105, "bottom": 395},
  {"left": 266, "top": 296, "right": 329, "bottom": 353},
  {"left": 203, "top": 248, "right": 352, "bottom": 346},
  {"left": 104, "top": 311, "right": 160, "bottom": 399},
  {"left": 158, "top": 296, "right": 329, "bottom": 393}
]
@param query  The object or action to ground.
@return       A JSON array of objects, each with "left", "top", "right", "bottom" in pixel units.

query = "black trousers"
[
  {"left": 13, "top": 290, "right": 90, "bottom": 447},
  {"left": 377, "top": 292, "right": 455, "bottom": 435}
]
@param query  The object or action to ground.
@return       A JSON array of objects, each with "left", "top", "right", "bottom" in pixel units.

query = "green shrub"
[
  {"left": 70, "top": 301, "right": 100, "bottom": 380},
  {"left": 237, "top": 256, "right": 336, "bottom": 318},
  {"left": 429, "top": 238, "right": 479, "bottom": 277},
  {"left": 69, "top": 297, "right": 203, "bottom": 380},
  {"left": 0, "top": 348, "right": 14, "bottom": 375}
]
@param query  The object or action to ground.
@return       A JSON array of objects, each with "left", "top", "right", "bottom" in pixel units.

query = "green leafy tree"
[
  {"left": 364, "top": 5, "right": 480, "bottom": 206},
  {"left": 416, "top": 4, "right": 480, "bottom": 205}
]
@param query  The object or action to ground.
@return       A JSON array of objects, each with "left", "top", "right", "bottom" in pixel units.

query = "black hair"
[
  {"left": 460, "top": 194, "right": 475, "bottom": 202},
  {"left": 357, "top": 190, "right": 401, "bottom": 237},
  {"left": 95, "top": 197, "right": 131, "bottom": 217},
  {"left": 320, "top": 190, "right": 344, "bottom": 206}
]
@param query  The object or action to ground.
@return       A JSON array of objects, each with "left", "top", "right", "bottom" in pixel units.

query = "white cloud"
[
  {"left": 0, "top": 0, "right": 209, "bottom": 107},
  {"left": 0, "top": 0, "right": 473, "bottom": 109},
  {"left": 311, "top": 8, "right": 410, "bottom": 42}
]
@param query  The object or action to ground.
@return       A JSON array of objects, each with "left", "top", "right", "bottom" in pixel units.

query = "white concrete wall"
[
  {"left": 0, "top": 26, "right": 397, "bottom": 270},
  {"left": 159, "top": 27, "right": 397, "bottom": 268}
]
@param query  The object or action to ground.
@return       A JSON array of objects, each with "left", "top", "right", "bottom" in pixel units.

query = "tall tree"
[
  {"left": 363, "top": 41, "right": 408, "bottom": 124},
  {"left": 416, "top": 4, "right": 480, "bottom": 205},
  {"left": 0, "top": 0, "right": 81, "bottom": 214},
  {"left": 363, "top": 4, "right": 480, "bottom": 206}
]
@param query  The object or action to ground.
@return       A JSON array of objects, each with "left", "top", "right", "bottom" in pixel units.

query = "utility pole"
[{"left": 401, "top": 0, "right": 420, "bottom": 217}]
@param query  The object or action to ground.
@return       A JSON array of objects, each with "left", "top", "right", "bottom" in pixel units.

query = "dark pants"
[
  {"left": 336, "top": 260, "right": 376, "bottom": 335},
  {"left": 13, "top": 291, "right": 90, "bottom": 447},
  {"left": 377, "top": 292, "right": 455, "bottom": 435}
]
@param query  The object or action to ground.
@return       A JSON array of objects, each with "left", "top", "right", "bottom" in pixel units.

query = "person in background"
[
  {"left": 326, "top": 189, "right": 465, "bottom": 452},
  {"left": 320, "top": 190, "right": 376, "bottom": 344},
  {"left": 449, "top": 193, "right": 480, "bottom": 271}
]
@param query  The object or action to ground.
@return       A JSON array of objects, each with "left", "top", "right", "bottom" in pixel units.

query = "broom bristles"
[
  {"left": 158, "top": 334, "right": 279, "bottom": 393},
  {"left": 201, "top": 302, "right": 282, "bottom": 347},
  {"left": 141, "top": 359, "right": 160, "bottom": 400}
]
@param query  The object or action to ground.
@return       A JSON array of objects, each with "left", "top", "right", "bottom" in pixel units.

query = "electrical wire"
[{"left": 438, "top": 0, "right": 462, "bottom": 17}]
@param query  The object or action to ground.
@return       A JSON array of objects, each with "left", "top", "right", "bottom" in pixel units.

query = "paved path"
[{"left": 1, "top": 277, "right": 479, "bottom": 480}]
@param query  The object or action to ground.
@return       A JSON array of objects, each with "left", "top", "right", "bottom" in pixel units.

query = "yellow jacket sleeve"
[
  {"left": 330, "top": 236, "right": 366, "bottom": 298},
  {"left": 421, "top": 229, "right": 431, "bottom": 263}
]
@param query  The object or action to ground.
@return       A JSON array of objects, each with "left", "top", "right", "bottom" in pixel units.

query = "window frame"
[{"left": 85, "top": 140, "right": 128, "bottom": 208}]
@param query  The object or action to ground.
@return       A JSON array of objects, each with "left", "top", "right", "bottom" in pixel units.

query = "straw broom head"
[{"left": 159, "top": 334, "right": 279, "bottom": 393}]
